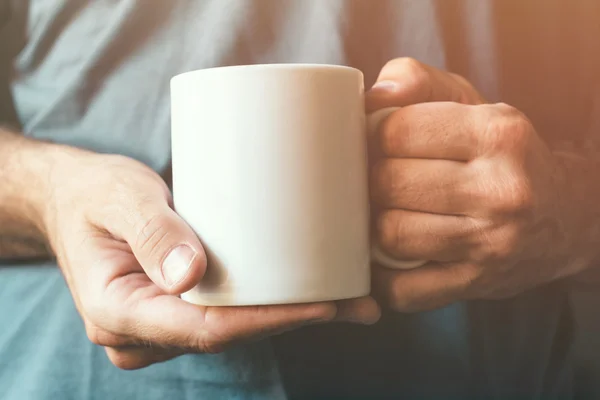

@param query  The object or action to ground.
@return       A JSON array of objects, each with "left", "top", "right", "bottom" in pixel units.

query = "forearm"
[{"left": 0, "top": 128, "right": 61, "bottom": 260}]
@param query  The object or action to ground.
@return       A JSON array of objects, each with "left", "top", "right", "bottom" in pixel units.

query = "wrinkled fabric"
[
  {"left": 2, "top": 0, "right": 598, "bottom": 398},
  {"left": 0, "top": 265, "right": 287, "bottom": 400}
]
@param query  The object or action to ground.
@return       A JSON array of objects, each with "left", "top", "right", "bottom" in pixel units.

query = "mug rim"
[{"left": 171, "top": 63, "right": 362, "bottom": 83}]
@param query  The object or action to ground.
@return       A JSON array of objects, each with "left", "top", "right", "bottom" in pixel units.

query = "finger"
[
  {"left": 365, "top": 57, "right": 484, "bottom": 113},
  {"left": 93, "top": 190, "right": 207, "bottom": 294},
  {"left": 371, "top": 158, "right": 475, "bottom": 215},
  {"left": 81, "top": 234, "right": 344, "bottom": 353},
  {"left": 96, "top": 270, "right": 340, "bottom": 352},
  {"left": 333, "top": 296, "right": 381, "bottom": 325},
  {"left": 200, "top": 302, "right": 341, "bottom": 350},
  {"left": 378, "top": 102, "right": 479, "bottom": 161},
  {"left": 372, "top": 262, "right": 478, "bottom": 312},
  {"left": 375, "top": 209, "right": 477, "bottom": 262},
  {"left": 85, "top": 320, "right": 141, "bottom": 347},
  {"left": 81, "top": 254, "right": 214, "bottom": 351},
  {"left": 105, "top": 346, "right": 185, "bottom": 370}
]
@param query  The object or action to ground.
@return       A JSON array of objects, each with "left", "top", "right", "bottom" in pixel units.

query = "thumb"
[
  {"left": 102, "top": 196, "right": 207, "bottom": 294},
  {"left": 365, "top": 57, "right": 484, "bottom": 113}
]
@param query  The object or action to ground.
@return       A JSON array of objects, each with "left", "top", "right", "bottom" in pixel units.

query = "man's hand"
[
  {"left": 2, "top": 134, "right": 380, "bottom": 369},
  {"left": 366, "top": 58, "right": 600, "bottom": 312}
]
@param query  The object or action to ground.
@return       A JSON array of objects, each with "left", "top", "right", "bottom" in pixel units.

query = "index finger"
[
  {"left": 82, "top": 235, "right": 380, "bottom": 355},
  {"left": 128, "top": 296, "right": 379, "bottom": 352},
  {"left": 378, "top": 102, "right": 480, "bottom": 161},
  {"left": 135, "top": 294, "right": 339, "bottom": 352},
  {"left": 100, "top": 274, "right": 379, "bottom": 353},
  {"left": 371, "top": 262, "right": 477, "bottom": 312},
  {"left": 201, "top": 296, "right": 381, "bottom": 349},
  {"left": 99, "top": 272, "right": 339, "bottom": 352}
]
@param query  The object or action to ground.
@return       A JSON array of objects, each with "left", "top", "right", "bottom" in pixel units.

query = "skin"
[
  {"left": 366, "top": 58, "right": 600, "bottom": 312},
  {"left": 3, "top": 56, "right": 599, "bottom": 369},
  {"left": 0, "top": 131, "right": 380, "bottom": 370}
]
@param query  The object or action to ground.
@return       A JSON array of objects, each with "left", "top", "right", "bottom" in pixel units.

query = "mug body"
[{"left": 171, "top": 64, "right": 370, "bottom": 305}]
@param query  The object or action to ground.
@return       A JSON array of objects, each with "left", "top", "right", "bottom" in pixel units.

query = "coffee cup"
[{"left": 171, "top": 64, "right": 427, "bottom": 306}]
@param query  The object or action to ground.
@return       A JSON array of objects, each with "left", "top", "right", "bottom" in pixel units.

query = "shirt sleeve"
[{"left": 0, "top": 0, "right": 24, "bottom": 129}]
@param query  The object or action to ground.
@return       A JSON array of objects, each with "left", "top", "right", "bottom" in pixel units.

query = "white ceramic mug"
[{"left": 171, "top": 64, "right": 427, "bottom": 306}]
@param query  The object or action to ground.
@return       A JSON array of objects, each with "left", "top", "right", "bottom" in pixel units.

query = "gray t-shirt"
[{"left": 2, "top": 1, "right": 599, "bottom": 399}]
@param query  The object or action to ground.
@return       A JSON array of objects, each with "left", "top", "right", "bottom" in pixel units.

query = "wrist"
[{"left": 0, "top": 129, "right": 82, "bottom": 247}]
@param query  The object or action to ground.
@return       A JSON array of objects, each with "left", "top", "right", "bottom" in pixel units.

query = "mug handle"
[{"left": 367, "top": 107, "right": 429, "bottom": 270}]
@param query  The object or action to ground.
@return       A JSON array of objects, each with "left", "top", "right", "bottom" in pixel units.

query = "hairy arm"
[{"left": 0, "top": 128, "right": 59, "bottom": 260}]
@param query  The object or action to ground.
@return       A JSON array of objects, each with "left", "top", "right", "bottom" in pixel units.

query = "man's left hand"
[{"left": 367, "top": 58, "right": 600, "bottom": 312}]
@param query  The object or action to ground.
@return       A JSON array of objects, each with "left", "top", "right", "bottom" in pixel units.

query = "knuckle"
[
  {"left": 472, "top": 162, "right": 535, "bottom": 216},
  {"left": 134, "top": 213, "right": 173, "bottom": 257},
  {"left": 106, "top": 349, "right": 145, "bottom": 370},
  {"left": 482, "top": 103, "right": 533, "bottom": 151},
  {"left": 388, "top": 57, "right": 431, "bottom": 100},
  {"left": 466, "top": 219, "right": 495, "bottom": 260},
  {"left": 464, "top": 178, "right": 488, "bottom": 209},
  {"left": 455, "top": 264, "right": 480, "bottom": 293},
  {"left": 178, "top": 322, "right": 226, "bottom": 355},
  {"left": 389, "top": 57, "right": 427, "bottom": 80},
  {"left": 203, "top": 342, "right": 226, "bottom": 355},
  {"left": 498, "top": 104, "right": 532, "bottom": 139},
  {"left": 506, "top": 177, "right": 535, "bottom": 212},
  {"left": 493, "top": 175, "right": 535, "bottom": 215},
  {"left": 84, "top": 323, "right": 104, "bottom": 346},
  {"left": 84, "top": 322, "right": 131, "bottom": 348},
  {"left": 493, "top": 102, "right": 523, "bottom": 118},
  {"left": 195, "top": 333, "right": 226, "bottom": 354},
  {"left": 485, "top": 225, "right": 522, "bottom": 262}
]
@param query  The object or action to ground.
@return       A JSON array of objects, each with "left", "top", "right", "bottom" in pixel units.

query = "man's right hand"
[{"left": 18, "top": 144, "right": 381, "bottom": 369}]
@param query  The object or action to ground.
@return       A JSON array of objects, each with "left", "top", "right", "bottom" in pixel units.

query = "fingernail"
[
  {"left": 162, "top": 245, "right": 196, "bottom": 286},
  {"left": 370, "top": 80, "right": 400, "bottom": 93}
]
